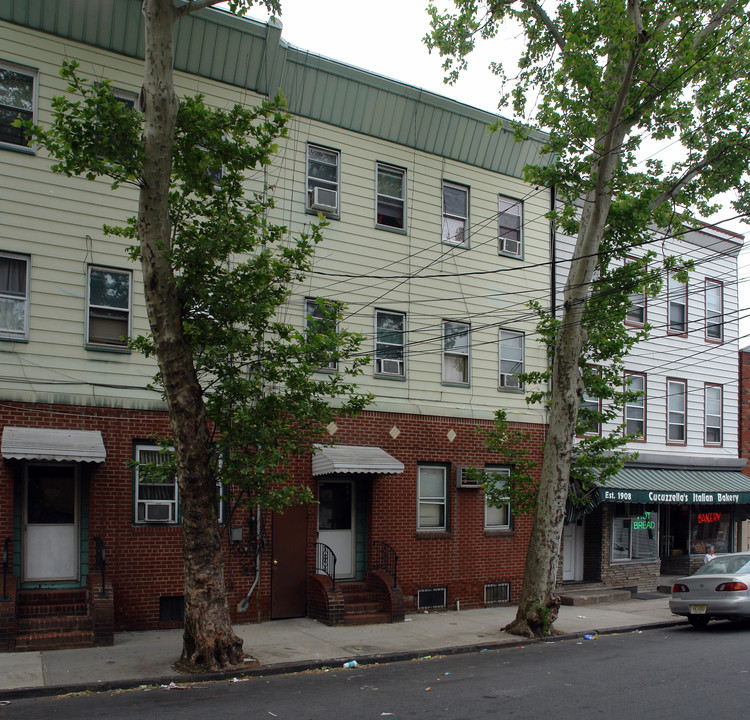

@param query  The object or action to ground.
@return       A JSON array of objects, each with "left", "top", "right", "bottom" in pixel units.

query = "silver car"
[{"left": 670, "top": 553, "right": 750, "bottom": 628}]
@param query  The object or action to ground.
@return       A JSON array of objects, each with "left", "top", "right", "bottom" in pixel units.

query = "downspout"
[{"left": 237, "top": 505, "right": 262, "bottom": 612}]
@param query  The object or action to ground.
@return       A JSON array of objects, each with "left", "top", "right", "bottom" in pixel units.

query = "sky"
[{"left": 240, "top": 0, "right": 749, "bottom": 341}]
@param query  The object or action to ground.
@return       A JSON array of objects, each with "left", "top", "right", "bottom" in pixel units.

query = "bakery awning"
[
  {"left": 1, "top": 427, "right": 107, "bottom": 463},
  {"left": 597, "top": 467, "right": 750, "bottom": 504},
  {"left": 312, "top": 444, "right": 404, "bottom": 476}
]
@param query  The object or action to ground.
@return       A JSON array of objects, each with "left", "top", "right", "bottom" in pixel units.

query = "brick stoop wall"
[
  {"left": 307, "top": 574, "right": 344, "bottom": 626},
  {"left": 0, "top": 575, "right": 17, "bottom": 651},
  {"left": 367, "top": 570, "right": 405, "bottom": 623}
]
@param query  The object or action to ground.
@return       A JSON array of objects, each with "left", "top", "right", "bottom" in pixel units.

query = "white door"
[
  {"left": 23, "top": 464, "right": 79, "bottom": 582},
  {"left": 562, "top": 520, "right": 584, "bottom": 582},
  {"left": 318, "top": 480, "right": 355, "bottom": 578}
]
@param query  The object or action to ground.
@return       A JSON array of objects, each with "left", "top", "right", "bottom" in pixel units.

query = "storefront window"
[
  {"left": 690, "top": 506, "right": 732, "bottom": 555},
  {"left": 611, "top": 506, "right": 659, "bottom": 561}
]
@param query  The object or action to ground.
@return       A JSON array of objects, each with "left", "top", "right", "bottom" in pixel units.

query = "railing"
[
  {"left": 94, "top": 536, "right": 108, "bottom": 598},
  {"left": 372, "top": 540, "right": 398, "bottom": 589},
  {"left": 1, "top": 538, "right": 9, "bottom": 602},
  {"left": 316, "top": 542, "right": 337, "bottom": 590}
]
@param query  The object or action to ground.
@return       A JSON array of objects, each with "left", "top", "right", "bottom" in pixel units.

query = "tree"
[
  {"left": 427, "top": 0, "right": 750, "bottom": 636},
  {"left": 22, "top": 0, "right": 371, "bottom": 672}
]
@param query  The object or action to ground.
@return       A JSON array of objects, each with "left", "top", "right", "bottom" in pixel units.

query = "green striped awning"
[{"left": 598, "top": 467, "right": 750, "bottom": 505}]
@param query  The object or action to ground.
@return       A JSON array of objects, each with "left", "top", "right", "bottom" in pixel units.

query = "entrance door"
[
  {"left": 23, "top": 464, "right": 78, "bottom": 582},
  {"left": 562, "top": 520, "right": 584, "bottom": 582},
  {"left": 318, "top": 480, "right": 355, "bottom": 578},
  {"left": 271, "top": 503, "right": 308, "bottom": 619}
]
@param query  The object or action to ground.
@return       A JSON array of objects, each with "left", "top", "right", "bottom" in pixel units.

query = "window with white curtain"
[
  {"left": 442, "top": 320, "right": 469, "bottom": 385},
  {"left": 0, "top": 252, "right": 30, "bottom": 340}
]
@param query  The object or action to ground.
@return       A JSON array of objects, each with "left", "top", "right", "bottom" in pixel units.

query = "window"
[
  {"left": 667, "top": 273, "right": 687, "bottom": 334},
  {"left": 442, "top": 321, "right": 469, "bottom": 385},
  {"left": 624, "top": 372, "right": 646, "bottom": 439},
  {"left": 306, "top": 144, "right": 339, "bottom": 215},
  {"left": 0, "top": 252, "right": 29, "bottom": 340},
  {"left": 135, "top": 444, "right": 177, "bottom": 524},
  {"left": 442, "top": 181, "right": 469, "bottom": 247},
  {"left": 305, "top": 297, "right": 338, "bottom": 371},
  {"left": 705, "top": 384, "right": 722, "bottom": 445},
  {"left": 87, "top": 267, "right": 131, "bottom": 348},
  {"left": 418, "top": 465, "right": 447, "bottom": 530},
  {"left": 705, "top": 279, "right": 723, "bottom": 341},
  {"left": 376, "top": 163, "right": 406, "bottom": 230},
  {"left": 690, "top": 506, "right": 731, "bottom": 554},
  {"left": 0, "top": 63, "right": 35, "bottom": 149},
  {"left": 499, "top": 330, "right": 524, "bottom": 389},
  {"left": 667, "top": 379, "right": 687, "bottom": 444},
  {"left": 375, "top": 310, "right": 405, "bottom": 377},
  {"left": 625, "top": 258, "right": 646, "bottom": 326},
  {"left": 611, "top": 507, "right": 659, "bottom": 561},
  {"left": 484, "top": 466, "right": 511, "bottom": 530},
  {"left": 498, "top": 195, "right": 522, "bottom": 257},
  {"left": 579, "top": 367, "right": 601, "bottom": 436}
]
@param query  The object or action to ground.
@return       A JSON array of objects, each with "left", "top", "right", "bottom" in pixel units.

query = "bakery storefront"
[{"left": 563, "top": 464, "right": 750, "bottom": 592}]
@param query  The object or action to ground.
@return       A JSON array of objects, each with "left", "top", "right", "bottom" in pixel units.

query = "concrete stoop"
[{"left": 559, "top": 588, "right": 632, "bottom": 606}]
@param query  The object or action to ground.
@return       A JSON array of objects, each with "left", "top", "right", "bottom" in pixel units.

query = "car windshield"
[{"left": 693, "top": 555, "right": 750, "bottom": 576}]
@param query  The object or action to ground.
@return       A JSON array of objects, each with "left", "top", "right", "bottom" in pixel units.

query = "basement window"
[
  {"left": 484, "top": 582, "right": 510, "bottom": 605},
  {"left": 417, "top": 587, "right": 447, "bottom": 610},
  {"left": 159, "top": 595, "right": 185, "bottom": 622}
]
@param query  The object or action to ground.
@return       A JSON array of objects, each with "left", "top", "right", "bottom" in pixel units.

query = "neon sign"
[
  {"left": 633, "top": 511, "right": 655, "bottom": 530},
  {"left": 698, "top": 512, "right": 721, "bottom": 524}
]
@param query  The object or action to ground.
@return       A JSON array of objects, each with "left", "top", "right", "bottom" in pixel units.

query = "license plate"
[{"left": 691, "top": 605, "right": 707, "bottom": 614}]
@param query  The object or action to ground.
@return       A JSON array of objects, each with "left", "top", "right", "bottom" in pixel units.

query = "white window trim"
[
  {"left": 305, "top": 297, "right": 338, "bottom": 371},
  {"left": 417, "top": 465, "right": 448, "bottom": 531},
  {"left": 442, "top": 181, "right": 469, "bottom": 247},
  {"left": 0, "top": 60, "right": 38, "bottom": 152},
  {"left": 705, "top": 279, "right": 723, "bottom": 341},
  {"left": 375, "top": 309, "right": 405, "bottom": 378},
  {"left": 135, "top": 444, "right": 178, "bottom": 525},
  {"left": 375, "top": 162, "right": 406, "bottom": 231},
  {"left": 705, "top": 384, "right": 723, "bottom": 446},
  {"left": 497, "top": 195, "right": 523, "bottom": 258},
  {"left": 0, "top": 251, "right": 30, "bottom": 341},
  {"left": 666, "top": 378, "right": 687, "bottom": 444},
  {"left": 86, "top": 265, "right": 132, "bottom": 349},
  {"left": 442, "top": 320, "right": 470, "bottom": 385},
  {"left": 306, "top": 143, "right": 340, "bottom": 215},
  {"left": 484, "top": 466, "right": 511, "bottom": 530},
  {"left": 624, "top": 372, "right": 646, "bottom": 440},
  {"left": 499, "top": 329, "right": 524, "bottom": 390}
]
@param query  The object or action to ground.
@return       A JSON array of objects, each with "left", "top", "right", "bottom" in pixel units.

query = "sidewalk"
[{"left": 0, "top": 596, "right": 682, "bottom": 699}]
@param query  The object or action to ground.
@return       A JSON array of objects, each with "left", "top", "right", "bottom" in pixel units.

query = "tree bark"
[{"left": 138, "top": 0, "right": 243, "bottom": 671}]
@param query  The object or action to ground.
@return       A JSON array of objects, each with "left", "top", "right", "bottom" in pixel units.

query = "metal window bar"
[
  {"left": 316, "top": 542, "right": 337, "bottom": 591},
  {"left": 1, "top": 538, "right": 9, "bottom": 601},
  {"left": 94, "top": 536, "right": 108, "bottom": 598},
  {"left": 372, "top": 540, "right": 398, "bottom": 589}
]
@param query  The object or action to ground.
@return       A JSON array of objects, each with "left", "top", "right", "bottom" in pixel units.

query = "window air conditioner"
[
  {"left": 311, "top": 186, "right": 338, "bottom": 213},
  {"left": 144, "top": 502, "right": 172, "bottom": 522},
  {"left": 501, "top": 374, "right": 521, "bottom": 389},
  {"left": 378, "top": 358, "right": 403, "bottom": 376},
  {"left": 501, "top": 236, "right": 521, "bottom": 255},
  {"left": 456, "top": 466, "right": 481, "bottom": 489}
]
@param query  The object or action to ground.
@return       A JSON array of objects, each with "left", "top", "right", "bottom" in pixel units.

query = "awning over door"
[
  {"left": 597, "top": 467, "right": 750, "bottom": 505},
  {"left": 312, "top": 444, "right": 404, "bottom": 476},
  {"left": 1, "top": 427, "right": 107, "bottom": 463}
]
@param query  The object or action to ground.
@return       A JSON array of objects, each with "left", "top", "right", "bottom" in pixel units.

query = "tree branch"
[
  {"left": 521, "top": 0, "right": 566, "bottom": 53},
  {"left": 694, "top": 0, "right": 739, "bottom": 49},
  {"left": 179, "top": 0, "right": 225, "bottom": 17}
]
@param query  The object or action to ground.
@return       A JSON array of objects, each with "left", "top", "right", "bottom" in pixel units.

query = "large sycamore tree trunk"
[
  {"left": 505, "top": 40, "right": 640, "bottom": 638},
  {"left": 138, "top": 0, "right": 243, "bottom": 671}
]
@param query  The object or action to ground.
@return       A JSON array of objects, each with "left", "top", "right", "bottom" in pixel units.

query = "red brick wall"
[{"left": 0, "top": 402, "right": 544, "bottom": 629}]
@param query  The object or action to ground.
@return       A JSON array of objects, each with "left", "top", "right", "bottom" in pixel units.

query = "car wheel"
[{"left": 687, "top": 614, "right": 710, "bottom": 628}]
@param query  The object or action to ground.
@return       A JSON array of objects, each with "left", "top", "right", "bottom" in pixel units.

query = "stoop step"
[{"left": 559, "top": 589, "right": 632, "bottom": 606}]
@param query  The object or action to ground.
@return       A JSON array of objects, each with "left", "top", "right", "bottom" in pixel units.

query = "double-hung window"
[
  {"left": 0, "top": 252, "right": 29, "bottom": 340},
  {"left": 376, "top": 163, "right": 406, "bottom": 230},
  {"left": 579, "top": 367, "right": 601, "bottom": 436},
  {"left": 305, "top": 297, "right": 338, "bottom": 371},
  {"left": 375, "top": 310, "right": 405, "bottom": 377},
  {"left": 418, "top": 465, "right": 447, "bottom": 530},
  {"left": 667, "top": 274, "right": 687, "bottom": 334},
  {"left": 135, "top": 444, "right": 177, "bottom": 524},
  {"left": 306, "top": 144, "right": 340, "bottom": 215},
  {"left": 484, "top": 466, "right": 511, "bottom": 530},
  {"left": 625, "top": 258, "right": 646, "bottom": 326},
  {"left": 442, "top": 181, "right": 469, "bottom": 247},
  {"left": 705, "top": 384, "right": 722, "bottom": 445},
  {"left": 624, "top": 372, "right": 646, "bottom": 439},
  {"left": 87, "top": 266, "right": 131, "bottom": 348},
  {"left": 705, "top": 279, "right": 723, "bottom": 341},
  {"left": 499, "top": 330, "right": 524, "bottom": 389},
  {"left": 0, "top": 63, "right": 36, "bottom": 149},
  {"left": 497, "top": 195, "right": 522, "bottom": 257},
  {"left": 667, "top": 378, "right": 687, "bottom": 444},
  {"left": 442, "top": 320, "right": 469, "bottom": 385}
]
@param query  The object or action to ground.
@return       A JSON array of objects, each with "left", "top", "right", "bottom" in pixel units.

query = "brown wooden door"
[{"left": 271, "top": 503, "right": 308, "bottom": 619}]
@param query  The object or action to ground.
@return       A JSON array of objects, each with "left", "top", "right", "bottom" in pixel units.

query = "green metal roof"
[
  {"left": 1, "top": 0, "right": 551, "bottom": 180},
  {"left": 598, "top": 467, "right": 750, "bottom": 505}
]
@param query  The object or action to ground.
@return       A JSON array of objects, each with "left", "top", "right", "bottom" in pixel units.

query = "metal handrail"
[
  {"left": 372, "top": 540, "right": 398, "bottom": 589},
  {"left": 315, "top": 542, "right": 337, "bottom": 590},
  {"left": 1, "top": 537, "right": 9, "bottom": 601},
  {"left": 94, "top": 536, "right": 107, "bottom": 598}
]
